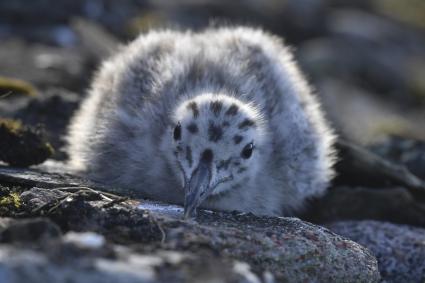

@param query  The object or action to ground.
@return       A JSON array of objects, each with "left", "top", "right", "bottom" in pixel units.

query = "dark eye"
[
  {"left": 241, "top": 142, "right": 254, "bottom": 159},
  {"left": 173, "top": 123, "right": 181, "bottom": 141}
]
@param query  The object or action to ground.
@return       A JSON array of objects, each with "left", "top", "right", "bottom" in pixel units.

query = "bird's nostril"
[{"left": 201, "top": 149, "right": 213, "bottom": 163}]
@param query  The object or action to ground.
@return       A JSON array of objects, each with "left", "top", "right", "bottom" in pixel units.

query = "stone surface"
[
  {"left": 0, "top": 217, "right": 61, "bottom": 243},
  {"left": 370, "top": 136, "right": 425, "bottom": 180},
  {"left": 0, "top": 167, "right": 380, "bottom": 282},
  {"left": 0, "top": 40, "right": 91, "bottom": 91},
  {"left": 0, "top": 119, "right": 54, "bottom": 167},
  {"left": 303, "top": 186, "right": 425, "bottom": 228},
  {"left": 0, "top": 228, "right": 268, "bottom": 283},
  {"left": 328, "top": 221, "right": 425, "bottom": 283},
  {"left": 0, "top": 88, "right": 83, "bottom": 160}
]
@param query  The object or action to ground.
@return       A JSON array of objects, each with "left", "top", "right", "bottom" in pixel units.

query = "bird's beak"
[{"left": 183, "top": 160, "right": 212, "bottom": 219}]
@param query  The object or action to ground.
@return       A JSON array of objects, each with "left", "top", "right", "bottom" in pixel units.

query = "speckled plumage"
[{"left": 66, "top": 27, "right": 336, "bottom": 216}]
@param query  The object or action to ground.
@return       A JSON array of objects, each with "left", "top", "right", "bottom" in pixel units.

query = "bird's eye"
[
  {"left": 173, "top": 123, "right": 181, "bottom": 141},
  {"left": 241, "top": 142, "right": 254, "bottom": 159}
]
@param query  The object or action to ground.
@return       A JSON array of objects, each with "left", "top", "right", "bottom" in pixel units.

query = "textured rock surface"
[
  {"left": 370, "top": 136, "right": 425, "bottom": 180},
  {"left": 0, "top": 89, "right": 81, "bottom": 160},
  {"left": 328, "top": 220, "right": 425, "bottom": 283},
  {"left": 0, "top": 227, "right": 267, "bottom": 283},
  {"left": 0, "top": 167, "right": 380, "bottom": 282},
  {"left": 303, "top": 186, "right": 425, "bottom": 227},
  {"left": 0, "top": 119, "right": 54, "bottom": 167}
]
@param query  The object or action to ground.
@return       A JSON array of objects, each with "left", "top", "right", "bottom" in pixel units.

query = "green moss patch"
[{"left": 0, "top": 186, "right": 23, "bottom": 216}]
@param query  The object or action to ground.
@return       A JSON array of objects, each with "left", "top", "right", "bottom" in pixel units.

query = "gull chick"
[{"left": 67, "top": 27, "right": 336, "bottom": 218}]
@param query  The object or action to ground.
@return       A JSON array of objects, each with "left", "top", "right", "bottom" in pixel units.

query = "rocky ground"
[
  {"left": 0, "top": 169, "right": 379, "bottom": 282},
  {"left": 0, "top": 0, "right": 425, "bottom": 282}
]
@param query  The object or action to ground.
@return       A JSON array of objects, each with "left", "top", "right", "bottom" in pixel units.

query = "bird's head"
[{"left": 166, "top": 94, "right": 268, "bottom": 218}]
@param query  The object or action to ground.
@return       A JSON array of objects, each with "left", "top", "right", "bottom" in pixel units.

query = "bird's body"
[{"left": 67, "top": 27, "right": 336, "bottom": 217}]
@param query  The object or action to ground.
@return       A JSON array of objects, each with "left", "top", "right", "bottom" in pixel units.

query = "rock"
[
  {"left": 0, "top": 39, "right": 91, "bottom": 92},
  {"left": 0, "top": 233, "right": 268, "bottom": 283},
  {"left": 20, "top": 187, "right": 68, "bottom": 212},
  {"left": 327, "top": 220, "right": 425, "bottom": 283},
  {"left": 12, "top": 88, "right": 81, "bottom": 160},
  {"left": 303, "top": 186, "right": 425, "bottom": 228},
  {"left": 307, "top": 79, "right": 425, "bottom": 143},
  {"left": 72, "top": 18, "right": 120, "bottom": 61},
  {"left": 0, "top": 87, "right": 82, "bottom": 160},
  {"left": 0, "top": 0, "right": 150, "bottom": 41},
  {"left": 333, "top": 139, "right": 425, "bottom": 193},
  {"left": 373, "top": 0, "right": 425, "bottom": 30},
  {"left": 0, "top": 167, "right": 380, "bottom": 282},
  {"left": 0, "top": 119, "right": 54, "bottom": 167},
  {"left": 370, "top": 136, "right": 425, "bottom": 180},
  {"left": 0, "top": 165, "right": 129, "bottom": 194},
  {"left": 298, "top": 7, "right": 425, "bottom": 106},
  {"left": 63, "top": 231, "right": 106, "bottom": 249},
  {"left": 0, "top": 217, "right": 61, "bottom": 243}
]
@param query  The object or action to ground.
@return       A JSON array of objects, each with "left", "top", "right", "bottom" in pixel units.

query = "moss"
[
  {"left": 0, "top": 186, "right": 23, "bottom": 216},
  {"left": 0, "top": 192, "right": 21, "bottom": 208},
  {"left": 0, "top": 118, "right": 54, "bottom": 167},
  {"left": 0, "top": 76, "right": 37, "bottom": 97}
]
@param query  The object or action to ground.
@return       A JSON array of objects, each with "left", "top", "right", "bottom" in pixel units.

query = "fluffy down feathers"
[{"left": 67, "top": 27, "right": 336, "bottom": 216}]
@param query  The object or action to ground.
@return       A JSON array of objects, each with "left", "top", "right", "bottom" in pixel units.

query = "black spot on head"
[
  {"left": 187, "top": 102, "right": 199, "bottom": 118},
  {"left": 208, "top": 122, "right": 223, "bottom": 142},
  {"left": 225, "top": 104, "right": 239, "bottom": 116},
  {"left": 201, "top": 149, "right": 213, "bottom": 163},
  {"left": 187, "top": 123, "right": 198, "bottom": 134},
  {"left": 237, "top": 167, "right": 248, "bottom": 174},
  {"left": 230, "top": 183, "right": 242, "bottom": 190},
  {"left": 210, "top": 101, "right": 223, "bottom": 116},
  {"left": 186, "top": 146, "right": 193, "bottom": 167},
  {"left": 173, "top": 123, "right": 181, "bottom": 140},
  {"left": 233, "top": 135, "right": 243, "bottom": 144},
  {"left": 238, "top": 119, "right": 255, "bottom": 129},
  {"left": 174, "top": 145, "right": 183, "bottom": 156},
  {"left": 217, "top": 158, "right": 232, "bottom": 171}
]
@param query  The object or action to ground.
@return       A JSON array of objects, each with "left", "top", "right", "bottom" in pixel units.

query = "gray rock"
[
  {"left": 0, "top": 39, "right": 90, "bottom": 91},
  {"left": 0, "top": 217, "right": 61, "bottom": 243},
  {"left": 0, "top": 0, "right": 149, "bottom": 41},
  {"left": 0, "top": 167, "right": 380, "bottom": 282},
  {"left": 327, "top": 220, "right": 425, "bottom": 283},
  {"left": 0, "top": 231, "right": 268, "bottom": 283},
  {"left": 370, "top": 136, "right": 425, "bottom": 180},
  {"left": 303, "top": 186, "right": 425, "bottom": 227},
  {"left": 12, "top": 88, "right": 81, "bottom": 160}
]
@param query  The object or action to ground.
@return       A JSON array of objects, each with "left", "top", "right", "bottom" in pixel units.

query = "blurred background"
[{"left": 0, "top": 0, "right": 424, "bottom": 152}]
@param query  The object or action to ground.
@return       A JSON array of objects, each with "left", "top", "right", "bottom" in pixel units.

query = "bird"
[{"left": 66, "top": 26, "right": 336, "bottom": 218}]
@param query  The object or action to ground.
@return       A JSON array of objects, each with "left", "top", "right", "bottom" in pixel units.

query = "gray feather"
[{"left": 66, "top": 27, "right": 336, "bottom": 216}]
